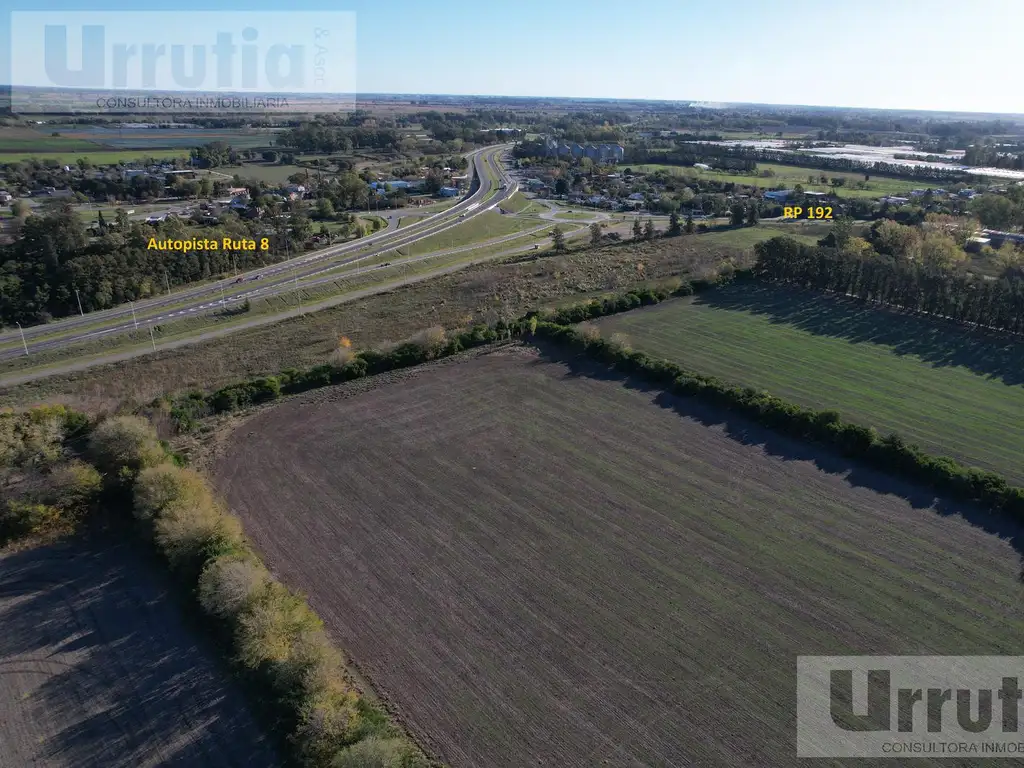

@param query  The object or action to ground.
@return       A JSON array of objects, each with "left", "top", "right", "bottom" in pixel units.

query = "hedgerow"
[
  {"left": 532, "top": 321, "right": 1024, "bottom": 518},
  {"left": 91, "top": 421, "right": 427, "bottom": 767}
]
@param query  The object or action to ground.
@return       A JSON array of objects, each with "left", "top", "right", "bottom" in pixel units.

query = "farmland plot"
[
  {"left": 596, "top": 282, "right": 1024, "bottom": 484},
  {"left": 214, "top": 346, "right": 1024, "bottom": 768},
  {"left": 0, "top": 530, "right": 277, "bottom": 768}
]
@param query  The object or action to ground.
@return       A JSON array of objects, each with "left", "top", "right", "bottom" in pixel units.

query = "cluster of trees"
[
  {"left": 0, "top": 205, "right": 305, "bottom": 326},
  {"left": 190, "top": 141, "right": 237, "bottom": 168},
  {"left": 277, "top": 121, "right": 404, "bottom": 153},
  {"left": 1, "top": 406, "right": 96, "bottom": 546},
  {"left": 963, "top": 143, "right": 1024, "bottom": 170},
  {"left": 753, "top": 235, "right": 1024, "bottom": 334}
]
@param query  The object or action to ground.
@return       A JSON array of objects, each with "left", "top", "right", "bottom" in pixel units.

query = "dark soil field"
[
  {"left": 0, "top": 528, "right": 278, "bottom": 767},
  {"left": 212, "top": 346, "right": 1024, "bottom": 767}
]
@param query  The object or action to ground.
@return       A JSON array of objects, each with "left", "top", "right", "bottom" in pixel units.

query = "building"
[
  {"left": 542, "top": 137, "right": 624, "bottom": 164},
  {"left": 438, "top": 186, "right": 460, "bottom": 197},
  {"left": 763, "top": 190, "right": 794, "bottom": 202},
  {"left": 0, "top": 191, "right": 11, "bottom": 204},
  {"left": 985, "top": 229, "right": 1024, "bottom": 248},
  {"left": 880, "top": 196, "right": 910, "bottom": 205},
  {"left": 693, "top": 163, "right": 712, "bottom": 171},
  {"left": 959, "top": 189, "right": 977, "bottom": 199}
]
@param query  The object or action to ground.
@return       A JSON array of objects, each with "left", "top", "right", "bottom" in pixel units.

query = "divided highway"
[{"left": 0, "top": 145, "right": 515, "bottom": 361}]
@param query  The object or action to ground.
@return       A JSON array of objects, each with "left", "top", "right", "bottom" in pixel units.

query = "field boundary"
[
  {"left": 155, "top": 269, "right": 1024, "bottom": 523},
  {"left": 531, "top": 317, "right": 1024, "bottom": 520}
]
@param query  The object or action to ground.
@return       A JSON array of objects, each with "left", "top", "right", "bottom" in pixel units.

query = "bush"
[
  {"left": 134, "top": 464, "right": 210, "bottom": 522},
  {"left": 154, "top": 498, "right": 243, "bottom": 578},
  {"left": 88, "top": 415, "right": 166, "bottom": 477},
  {"left": 1, "top": 500, "right": 63, "bottom": 543},
  {"left": 331, "top": 737, "right": 421, "bottom": 768},
  {"left": 198, "top": 555, "right": 270, "bottom": 620},
  {"left": 45, "top": 460, "right": 102, "bottom": 512}
]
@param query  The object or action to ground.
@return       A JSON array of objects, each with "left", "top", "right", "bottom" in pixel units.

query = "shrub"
[
  {"left": 410, "top": 326, "right": 447, "bottom": 358},
  {"left": 134, "top": 464, "right": 210, "bottom": 522},
  {"left": 1, "top": 500, "right": 63, "bottom": 543},
  {"left": 198, "top": 555, "right": 270, "bottom": 620},
  {"left": 153, "top": 498, "right": 243, "bottom": 578},
  {"left": 235, "top": 581, "right": 324, "bottom": 670},
  {"left": 88, "top": 415, "right": 166, "bottom": 477},
  {"left": 330, "top": 737, "right": 421, "bottom": 768},
  {"left": 45, "top": 460, "right": 102, "bottom": 512}
]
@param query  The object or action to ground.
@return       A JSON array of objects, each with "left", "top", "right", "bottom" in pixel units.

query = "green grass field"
[
  {"left": 0, "top": 148, "right": 190, "bottom": 165},
  {"left": 626, "top": 162, "right": 924, "bottom": 199},
  {"left": 696, "top": 224, "right": 826, "bottom": 248},
  {"left": 596, "top": 282, "right": 1024, "bottom": 483},
  {"left": 398, "top": 211, "right": 540, "bottom": 257},
  {"left": 497, "top": 192, "right": 546, "bottom": 214}
]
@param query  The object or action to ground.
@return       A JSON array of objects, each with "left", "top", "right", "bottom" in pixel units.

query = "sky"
[{"left": 2, "top": 0, "right": 1022, "bottom": 115}]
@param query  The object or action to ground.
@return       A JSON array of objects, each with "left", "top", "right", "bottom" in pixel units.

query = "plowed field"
[
  {"left": 213, "top": 346, "right": 1024, "bottom": 767},
  {"left": 0, "top": 531, "right": 278, "bottom": 767}
]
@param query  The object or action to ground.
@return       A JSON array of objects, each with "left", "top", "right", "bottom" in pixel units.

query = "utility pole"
[
  {"left": 130, "top": 300, "right": 138, "bottom": 329},
  {"left": 74, "top": 288, "right": 84, "bottom": 317},
  {"left": 165, "top": 272, "right": 171, "bottom": 295},
  {"left": 219, "top": 283, "right": 226, "bottom": 305},
  {"left": 149, "top": 324, "right": 157, "bottom": 352},
  {"left": 15, "top": 322, "right": 28, "bottom": 356}
]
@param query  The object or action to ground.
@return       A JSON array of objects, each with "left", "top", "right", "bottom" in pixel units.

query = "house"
[
  {"left": 910, "top": 189, "right": 927, "bottom": 196},
  {"left": 526, "top": 178, "right": 545, "bottom": 191},
  {"left": 958, "top": 189, "right": 977, "bottom": 199},
  {"left": 438, "top": 186, "right": 460, "bottom": 197},
  {"left": 763, "top": 189, "right": 793, "bottom": 202},
  {"left": 694, "top": 163, "right": 712, "bottom": 171},
  {"left": 880, "top": 196, "right": 909, "bottom": 205},
  {"left": 0, "top": 191, "right": 11, "bottom": 204},
  {"left": 627, "top": 192, "right": 645, "bottom": 201},
  {"left": 804, "top": 191, "right": 829, "bottom": 200},
  {"left": 985, "top": 229, "right": 1024, "bottom": 248}
]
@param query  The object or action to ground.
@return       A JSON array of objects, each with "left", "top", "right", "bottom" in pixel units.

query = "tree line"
[
  {"left": 753, "top": 235, "right": 1024, "bottom": 335},
  {"left": 0, "top": 205, "right": 305, "bottom": 326}
]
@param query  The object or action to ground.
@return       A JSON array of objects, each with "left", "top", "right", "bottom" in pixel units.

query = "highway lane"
[{"left": 0, "top": 146, "right": 515, "bottom": 361}]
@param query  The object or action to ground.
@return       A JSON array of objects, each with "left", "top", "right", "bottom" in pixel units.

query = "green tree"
[
  {"left": 831, "top": 215, "right": 854, "bottom": 249},
  {"left": 685, "top": 214, "right": 695, "bottom": 234},
  {"left": 730, "top": 203, "right": 746, "bottom": 226},
  {"left": 551, "top": 225, "right": 566, "bottom": 252},
  {"left": 920, "top": 231, "right": 966, "bottom": 270},
  {"left": 589, "top": 222, "right": 602, "bottom": 246},
  {"left": 632, "top": 218, "right": 643, "bottom": 241},
  {"left": 315, "top": 197, "right": 335, "bottom": 220},
  {"left": 668, "top": 211, "right": 681, "bottom": 236},
  {"left": 643, "top": 218, "right": 655, "bottom": 240},
  {"left": 970, "top": 194, "right": 1016, "bottom": 229},
  {"left": 747, "top": 205, "right": 760, "bottom": 226}
]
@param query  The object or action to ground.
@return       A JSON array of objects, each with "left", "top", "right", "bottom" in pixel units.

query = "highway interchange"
[{"left": 0, "top": 145, "right": 516, "bottom": 363}]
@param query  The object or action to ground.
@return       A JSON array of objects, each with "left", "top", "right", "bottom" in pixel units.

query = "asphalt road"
[{"left": 0, "top": 145, "right": 515, "bottom": 361}]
